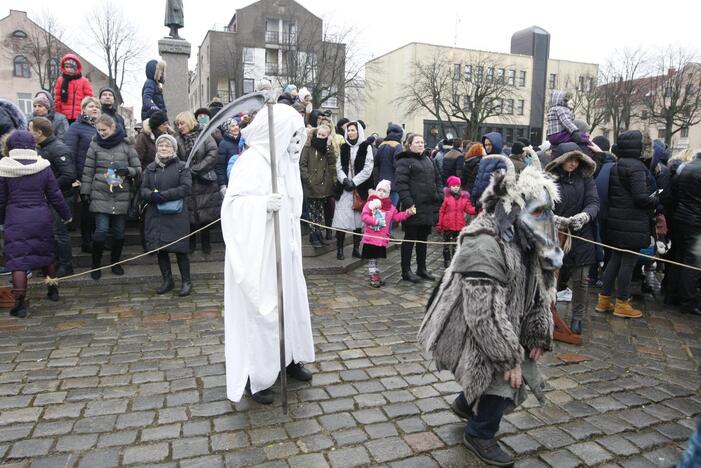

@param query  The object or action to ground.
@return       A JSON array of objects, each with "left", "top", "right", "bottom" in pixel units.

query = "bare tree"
[
  {"left": 641, "top": 47, "right": 701, "bottom": 146},
  {"left": 598, "top": 48, "right": 648, "bottom": 142},
  {"left": 84, "top": 0, "right": 147, "bottom": 104}
]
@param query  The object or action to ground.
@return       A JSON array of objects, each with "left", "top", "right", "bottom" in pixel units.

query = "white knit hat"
[{"left": 376, "top": 179, "right": 391, "bottom": 193}]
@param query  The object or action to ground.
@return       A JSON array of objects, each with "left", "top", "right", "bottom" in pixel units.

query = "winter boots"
[
  {"left": 156, "top": 253, "right": 175, "bottom": 294},
  {"left": 336, "top": 234, "right": 345, "bottom": 260},
  {"left": 110, "top": 239, "right": 125, "bottom": 276},
  {"left": 370, "top": 271, "right": 382, "bottom": 288},
  {"left": 613, "top": 298, "right": 642, "bottom": 318},
  {"left": 594, "top": 294, "right": 613, "bottom": 313},
  {"left": 9, "top": 293, "right": 28, "bottom": 318},
  {"left": 47, "top": 284, "right": 59, "bottom": 302},
  {"left": 352, "top": 229, "right": 362, "bottom": 258},
  {"left": 91, "top": 241, "right": 105, "bottom": 280},
  {"left": 176, "top": 254, "right": 192, "bottom": 297}
]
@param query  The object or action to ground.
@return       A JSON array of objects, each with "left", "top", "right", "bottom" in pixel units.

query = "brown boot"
[
  {"left": 594, "top": 294, "right": 613, "bottom": 313},
  {"left": 613, "top": 298, "right": 642, "bottom": 318}
]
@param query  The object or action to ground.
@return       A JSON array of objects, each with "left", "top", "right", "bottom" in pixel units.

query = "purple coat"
[{"left": 0, "top": 163, "right": 71, "bottom": 271}]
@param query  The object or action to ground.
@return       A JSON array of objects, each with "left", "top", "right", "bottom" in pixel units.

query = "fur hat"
[
  {"left": 7, "top": 130, "right": 36, "bottom": 150},
  {"left": 447, "top": 176, "right": 461, "bottom": 187},
  {"left": 148, "top": 111, "right": 169, "bottom": 129},
  {"left": 194, "top": 107, "right": 210, "bottom": 118},
  {"left": 32, "top": 94, "right": 51, "bottom": 110},
  {"left": 376, "top": 179, "right": 391, "bottom": 193},
  {"left": 466, "top": 143, "right": 485, "bottom": 158},
  {"left": 155, "top": 133, "right": 177, "bottom": 150}
]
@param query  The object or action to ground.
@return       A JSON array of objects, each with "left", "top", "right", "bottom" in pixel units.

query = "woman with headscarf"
[
  {"left": 331, "top": 122, "right": 374, "bottom": 259},
  {"left": 0, "top": 130, "right": 72, "bottom": 318},
  {"left": 216, "top": 117, "right": 243, "bottom": 196},
  {"left": 141, "top": 134, "right": 192, "bottom": 296}
]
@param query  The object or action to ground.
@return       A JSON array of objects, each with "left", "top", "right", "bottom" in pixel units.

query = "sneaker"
[
  {"left": 463, "top": 433, "right": 514, "bottom": 467},
  {"left": 286, "top": 362, "right": 312, "bottom": 382},
  {"left": 556, "top": 288, "right": 572, "bottom": 302}
]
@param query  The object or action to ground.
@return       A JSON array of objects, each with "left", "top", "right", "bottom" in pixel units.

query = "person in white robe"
[{"left": 221, "top": 103, "right": 315, "bottom": 404}]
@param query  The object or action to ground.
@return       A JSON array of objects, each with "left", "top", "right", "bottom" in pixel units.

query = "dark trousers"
[
  {"left": 80, "top": 199, "right": 94, "bottom": 247},
  {"left": 676, "top": 223, "right": 701, "bottom": 309},
  {"left": 465, "top": 394, "right": 511, "bottom": 440},
  {"left": 401, "top": 225, "right": 431, "bottom": 272},
  {"left": 442, "top": 230, "right": 459, "bottom": 262},
  {"left": 52, "top": 206, "right": 73, "bottom": 270},
  {"left": 601, "top": 251, "right": 638, "bottom": 299}
]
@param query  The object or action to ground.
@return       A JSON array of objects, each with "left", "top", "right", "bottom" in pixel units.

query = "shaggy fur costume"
[{"left": 418, "top": 160, "right": 558, "bottom": 406}]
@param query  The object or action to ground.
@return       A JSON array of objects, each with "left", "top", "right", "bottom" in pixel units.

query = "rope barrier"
[{"left": 44, "top": 214, "right": 701, "bottom": 285}]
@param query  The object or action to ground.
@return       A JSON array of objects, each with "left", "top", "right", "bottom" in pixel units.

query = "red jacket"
[
  {"left": 54, "top": 54, "right": 93, "bottom": 121},
  {"left": 437, "top": 188, "right": 476, "bottom": 232}
]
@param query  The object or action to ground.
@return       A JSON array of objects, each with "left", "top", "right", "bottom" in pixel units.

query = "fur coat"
[{"left": 418, "top": 212, "right": 555, "bottom": 405}]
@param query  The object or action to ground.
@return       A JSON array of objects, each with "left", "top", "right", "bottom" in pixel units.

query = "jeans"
[
  {"left": 569, "top": 266, "right": 588, "bottom": 320},
  {"left": 601, "top": 251, "right": 638, "bottom": 299},
  {"left": 93, "top": 213, "right": 126, "bottom": 243},
  {"left": 52, "top": 207, "right": 73, "bottom": 270},
  {"left": 465, "top": 394, "right": 511, "bottom": 439},
  {"left": 677, "top": 415, "right": 701, "bottom": 467},
  {"left": 401, "top": 225, "right": 431, "bottom": 272}
]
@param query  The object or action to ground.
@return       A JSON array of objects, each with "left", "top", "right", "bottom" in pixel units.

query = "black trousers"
[
  {"left": 675, "top": 222, "right": 701, "bottom": 309},
  {"left": 401, "top": 225, "right": 431, "bottom": 272}
]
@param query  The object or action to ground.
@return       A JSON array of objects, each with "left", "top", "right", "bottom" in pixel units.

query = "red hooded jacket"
[
  {"left": 437, "top": 187, "right": 476, "bottom": 232},
  {"left": 54, "top": 54, "right": 93, "bottom": 121}
]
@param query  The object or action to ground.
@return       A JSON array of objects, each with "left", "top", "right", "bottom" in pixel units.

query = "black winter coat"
[
  {"left": 177, "top": 130, "right": 221, "bottom": 225},
  {"left": 442, "top": 149, "right": 464, "bottom": 183},
  {"left": 671, "top": 157, "right": 701, "bottom": 228},
  {"left": 64, "top": 119, "right": 96, "bottom": 178},
  {"left": 606, "top": 157, "right": 654, "bottom": 250},
  {"left": 395, "top": 151, "right": 443, "bottom": 226},
  {"left": 545, "top": 151, "right": 599, "bottom": 267},
  {"left": 462, "top": 156, "right": 482, "bottom": 192},
  {"left": 36, "top": 136, "right": 76, "bottom": 197},
  {"left": 141, "top": 158, "right": 192, "bottom": 254}
]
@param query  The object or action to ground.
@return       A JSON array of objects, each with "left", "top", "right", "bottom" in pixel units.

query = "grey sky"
[{"left": 3, "top": 0, "right": 697, "bottom": 119}]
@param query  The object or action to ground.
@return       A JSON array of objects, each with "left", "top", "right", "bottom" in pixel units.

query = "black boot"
[
  {"left": 201, "top": 228, "right": 211, "bottom": 255},
  {"left": 47, "top": 284, "right": 59, "bottom": 302},
  {"left": 451, "top": 392, "right": 474, "bottom": 419},
  {"left": 91, "top": 241, "right": 105, "bottom": 280},
  {"left": 287, "top": 362, "right": 313, "bottom": 381},
  {"left": 317, "top": 231, "right": 329, "bottom": 246},
  {"left": 246, "top": 379, "right": 274, "bottom": 405},
  {"left": 176, "top": 253, "right": 192, "bottom": 297},
  {"left": 9, "top": 294, "right": 28, "bottom": 318},
  {"left": 336, "top": 233, "right": 345, "bottom": 260},
  {"left": 401, "top": 241, "right": 420, "bottom": 282},
  {"left": 110, "top": 239, "right": 125, "bottom": 275},
  {"left": 156, "top": 253, "right": 174, "bottom": 294},
  {"left": 352, "top": 229, "right": 362, "bottom": 258},
  {"left": 325, "top": 229, "right": 334, "bottom": 241},
  {"left": 309, "top": 232, "right": 322, "bottom": 248},
  {"left": 443, "top": 248, "right": 452, "bottom": 269},
  {"left": 463, "top": 434, "right": 514, "bottom": 467},
  {"left": 416, "top": 243, "right": 435, "bottom": 280}
]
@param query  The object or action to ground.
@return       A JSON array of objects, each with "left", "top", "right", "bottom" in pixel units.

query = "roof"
[
  {"left": 367, "top": 42, "right": 534, "bottom": 64},
  {"left": 226, "top": 0, "right": 319, "bottom": 30}
]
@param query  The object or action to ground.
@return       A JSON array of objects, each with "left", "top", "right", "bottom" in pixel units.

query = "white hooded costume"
[{"left": 221, "top": 104, "right": 315, "bottom": 402}]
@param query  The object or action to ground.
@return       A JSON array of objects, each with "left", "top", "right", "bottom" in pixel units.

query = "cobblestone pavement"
[{"left": 0, "top": 246, "right": 700, "bottom": 467}]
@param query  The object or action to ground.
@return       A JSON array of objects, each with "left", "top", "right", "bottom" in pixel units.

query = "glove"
[
  {"left": 80, "top": 194, "right": 91, "bottom": 205},
  {"left": 553, "top": 215, "right": 570, "bottom": 228},
  {"left": 150, "top": 192, "right": 167, "bottom": 204},
  {"left": 266, "top": 193, "right": 283, "bottom": 213},
  {"left": 115, "top": 167, "right": 130, "bottom": 177},
  {"left": 570, "top": 130, "right": 582, "bottom": 144},
  {"left": 569, "top": 212, "right": 590, "bottom": 231},
  {"left": 656, "top": 240, "right": 671, "bottom": 255},
  {"left": 343, "top": 178, "right": 355, "bottom": 192},
  {"left": 220, "top": 186, "right": 227, "bottom": 197}
]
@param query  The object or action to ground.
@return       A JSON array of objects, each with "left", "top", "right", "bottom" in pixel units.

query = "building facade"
[
  {"left": 364, "top": 27, "right": 598, "bottom": 148},
  {"left": 189, "top": 0, "right": 345, "bottom": 119},
  {"left": 0, "top": 10, "right": 110, "bottom": 117}
]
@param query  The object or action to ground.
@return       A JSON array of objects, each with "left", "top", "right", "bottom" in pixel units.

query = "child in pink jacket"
[
  {"left": 361, "top": 180, "right": 415, "bottom": 287},
  {"left": 436, "top": 176, "right": 476, "bottom": 268}
]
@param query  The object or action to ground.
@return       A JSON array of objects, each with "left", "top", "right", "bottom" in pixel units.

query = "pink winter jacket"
[
  {"left": 437, "top": 188, "right": 476, "bottom": 232},
  {"left": 360, "top": 196, "right": 412, "bottom": 247}
]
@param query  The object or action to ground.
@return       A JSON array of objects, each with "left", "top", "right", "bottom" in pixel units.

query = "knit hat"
[
  {"left": 466, "top": 143, "right": 485, "bottom": 158},
  {"left": 511, "top": 142, "right": 525, "bottom": 155},
  {"left": 517, "top": 137, "right": 531, "bottom": 147},
  {"left": 155, "top": 134, "right": 178, "bottom": 150},
  {"left": 7, "top": 130, "right": 36, "bottom": 150},
  {"left": 194, "top": 107, "right": 210, "bottom": 118},
  {"left": 32, "top": 94, "right": 51, "bottom": 110},
  {"left": 148, "top": 111, "right": 168, "bottom": 129},
  {"left": 447, "top": 176, "right": 461, "bottom": 187},
  {"left": 376, "top": 179, "right": 391, "bottom": 193},
  {"left": 592, "top": 135, "right": 611, "bottom": 152},
  {"left": 613, "top": 130, "right": 643, "bottom": 159},
  {"left": 98, "top": 87, "right": 116, "bottom": 99}
]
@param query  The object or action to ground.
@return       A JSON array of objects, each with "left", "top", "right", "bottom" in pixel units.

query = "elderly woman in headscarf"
[
  {"left": 331, "top": 121, "right": 374, "bottom": 260},
  {"left": 216, "top": 116, "right": 243, "bottom": 196},
  {"left": 141, "top": 134, "right": 192, "bottom": 297}
]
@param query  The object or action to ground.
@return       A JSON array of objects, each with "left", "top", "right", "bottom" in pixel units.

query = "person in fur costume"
[
  {"left": 418, "top": 155, "right": 562, "bottom": 467},
  {"left": 360, "top": 180, "right": 415, "bottom": 287},
  {"left": 436, "top": 175, "right": 476, "bottom": 268}
]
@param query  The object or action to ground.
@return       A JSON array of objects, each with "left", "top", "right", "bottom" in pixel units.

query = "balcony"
[
  {"left": 265, "top": 62, "right": 279, "bottom": 75},
  {"left": 265, "top": 30, "right": 280, "bottom": 44}
]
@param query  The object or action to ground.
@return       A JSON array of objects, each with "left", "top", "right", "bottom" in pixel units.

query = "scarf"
[
  {"left": 368, "top": 194, "right": 392, "bottom": 211},
  {"left": 156, "top": 153, "right": 175, "bottom": 167},
  {"left": 60, "top": 73, "right": 82, "bottom": 103},
  {"left": 96, "top": 125, "right": 126, "bottom": 149},
  {"left": 180, "top": 125, "right": 201, "bottom": 155},
  {"left": 80, "top": 113, "right": 97, "bottom": 126},
  {"left": 0, "top": 150, "right": 51, "bottom": 178},
  {"left": 311, "top": 137, "right": 327, "bottom": 153}
]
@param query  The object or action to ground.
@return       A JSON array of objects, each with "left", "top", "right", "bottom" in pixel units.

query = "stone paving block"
[
  {"left": 319, "top": 412, "right": 357, "bottom": 431},
  {"left": 528, "top": 426, "right": 576, "bottom": 449},
  {"left": 320, "top": 398, "right": 355, "bottom": 413},
  {"left": 250, "top": 427, "right": 288, "bottom": 445},
  {"left": 32, "top": 392, "right": 68, "bottom": 406},
  {"left": 326, "top": 384, "right": 358, "bottom": 398},
  {"left": 8, "top": 438, "right": 54, "bottom": 458},
  {"left": 504, "top": 411, "right": 545, "bottom": 430},
  {"left": 365, "top": 437, "right": 412, "bottom": 463},
  {"left": 223, "top": 448, "right": 267, "bottom": 466},
  {"left": 623, "top": 431, "right": 671, "bottom": 450},
  {"left": 172, "top": 436, "right": 209, "bottom": 460},
  {"left": 73, "top": 415, "right": 117, "bottom": 434},
  {"left": 0, "top": 407, "right": 42, "bottom": 424},
  {"left": 402, "top": 431, "right": 445, "bottom": 452},
  {"left": 97, "top": 430, "right": 138, "bottom": 448},
  {"left": 31, "top": 454, "right": 77, "bottom": 468},
  {"left": 616, "top": 409, "right": 661, "bottom": 429},
  {"left": 84, "top": 399, "right": 128, "bottom": 416},
  {"left": 333, "top": 428, "right": 368, "bottom": 446},
  {"left": 213, "top": 414, "right": 249, "bottom": 432},
  {"left": 288, "top": 453, "right": 330, "bottom": 468},
  {"left": 179, "top": 454, "right": 224, "bottom": 467},
  {"left": 123, "top": 443, "right": 170, "bottom": 464},
  {"left": 642, "top": 445, "right": 682, "bottom": 467},
  {"left": 264, "top": 441, "right": 299, "bottom": 460},
  {"left": 77, "top": 448, "right": 119, "bottom": 468},
  {"left": 0, "top": 396, "right": 32, "bottom": 410},
  {"left": 585, "top": 414, "right": 633, "bottom": 435},
  {"left": 432, "top": 446, "right": 481, "bottom": 467},
  {"left": 365, "top": 422, "right": 399, "bottom": 439},
  {"left": 211, "top": 431, "right": 249, "bottom": 451},
  {"left": 654, "top": 421, "right": 693, "bottom": 441},
  {"left": 298, "top": 433, "right": 334, "bottom": 451},
  {"left": 158, "top": 407, "right": 189, "bottom": 424},
  {"left": 55, "top": 434, "right": 98, "bottom": 451},
  {"left": 116, "top": 410, "right": 156, "bottom": 429},
  {"left": 183, "top": 420, "right": 211, "bottom": 436},
  {"left": 567, "top": 441, "right": 613, "bottom": 465},
  {"left": 619, "top": 456, "right": 658, "bottom": 468},
  {"left": 285, "top": 419, "right": 322, "bottom": 438},
  {"left": 539, "top": 449, "right": 583, "bottom": 468},
  {"left": 559, "top": 419, "right": 604, "bottom": 440},
  {"left": 500, "top": 433, "right": 542, "bottom": 455},
  {"left": 189, "top": 401, "right": 232, "bottom": 417},
  {"left": 354, "top": 393, "right": 387, "bottom": 408},
  {"left": 383, "top": 402, "right": 420, "bottom": 418},
  {"left": 32, "top": 420, "right": 74, "bottom": 437},
  {"left": 587, "top": 395, "right": 627, "bottom": 413},
  {"left": 328, "top": 446, "right": 371, "bottom": 468},
  {"left": 421, "top": 410, "right": 461, "bottom": 427},
  {"left": 663, "top": 397, "right": 700, "bottom": 417},
  {"left": 353, "top": 380, "right": 386, "bottom": 393},
  {"left": 395, "top": 416, "right": 427, "bottom": 434},
  {"left": 141, "top": 423, "right": 181, "bottom": 441}
]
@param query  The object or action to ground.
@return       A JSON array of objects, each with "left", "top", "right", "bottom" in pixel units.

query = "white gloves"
[
  {"left": 220, "top": 185, "right": 227, "bottom": 197},
  {"left": 569, "top": 212, "right": 590, "bottom": 231},
  {"left": 553, "top": 215, "right": 570, "bottom": 229},
  {"left": 266, "top": 193, "right": 283, "bottom": 213}
]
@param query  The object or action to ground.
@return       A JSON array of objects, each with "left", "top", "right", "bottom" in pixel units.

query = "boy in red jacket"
[{"left": 436, "top": 176, "right": 476, "bottom": 267}]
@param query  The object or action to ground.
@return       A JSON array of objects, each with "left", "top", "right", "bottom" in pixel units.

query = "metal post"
[{"left": 266, "top": 102, "right": 288, "bottom": 414}]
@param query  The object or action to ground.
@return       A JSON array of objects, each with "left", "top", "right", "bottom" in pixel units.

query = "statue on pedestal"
[{"left": 165, "top": 0, "right": 184, "bottom": 39}]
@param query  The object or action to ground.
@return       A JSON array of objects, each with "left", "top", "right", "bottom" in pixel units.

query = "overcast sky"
[{"left": 3, "top": 0, "right": 697, "bottom": 119}]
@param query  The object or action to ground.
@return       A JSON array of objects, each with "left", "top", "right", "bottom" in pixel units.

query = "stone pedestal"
[{"left": 158, "top": 38, "right": 191, "bottom": 119}]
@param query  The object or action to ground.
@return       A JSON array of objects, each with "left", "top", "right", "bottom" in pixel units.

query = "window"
[
  {"left": 464, "top": 64, "right": 472, "bottom": 81},
  {"left": 578, "top": 76, "right": 586, "bottom": 92},
  {"left": 265, "top": 49, "right": 279, "bottom": 75},
  {"left": 476, "top": 66, "right": 484, "bottom": 82},
  {"left": 588, "top": 78, "right": 595, "bottom": 92},
  {"left": 282, "top": 20, "right": 296, "bottom": 43},
  {"left": 504, "top": 99, "right": 514, "bottom": 115},
  {"left": 452, "top": 93, "right": 460, "bottom": 109},
  {"left": 17, "top": 93, "right": 32, "bottom": 115},
  {"left": 12, "top": 30, "right": 27, "bottom": 38},
  {"left": 681, "top": 127, "right": 689, "bottom": 138},
  {"left": 518, "top": 70, "right": 527, "bottom": 87},
  {"left": 497, "top": 68, "right": 505, "bottom": 84},
  {"left": 322, "top": 86, "right": 338, "bottom": 108},
  {"left": 13, "top": 55, "right": 30, "bottom": 78},
  {"left": 548, "top": 73, "right": 557, "bottom": 89},
  {"left": 657, "top": 128, "right": 666, "bottom": 139},
  {"left": 506, "top": 69, "right": 515, "bottom": 86},
  {"left": 493, "top": 98, "right": 502, "bottom": 114},
  {"left": 517, "top": 99, "right": 525, "bottom": 115},
  {"left": 242, "top": 48, "right": 255, "bottom": 64},
  {"left": 48, "top": 58, "right": 60, "bottom": 79},
  {"left": 463, "top": 95, "right": 471, "bottom": 111},
  {"left": 265, "top": 18, "right": 280, "bottom": 42},
  {"left": 454, "top": 64, "right": 461, "bottom": 80},
  {"left": 486, "top": 67, "right": 494, "bottom": 82},
  {"left": 506, "top": 128, "right": 514, "bottom": 145},
  {"left": 243, "top": 78, "right": 255, "bottom": 94}
]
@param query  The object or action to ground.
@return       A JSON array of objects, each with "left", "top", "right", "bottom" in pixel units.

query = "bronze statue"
[{"left": 165, "top": 0, "right": 184, "bottom": 39}]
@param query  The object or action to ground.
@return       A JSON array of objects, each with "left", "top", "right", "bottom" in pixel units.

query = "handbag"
[
  {"left": 352, "top": 190, "right": 364, "bottom": 212},
  {"left": 157, "top": 199, "right": 184, "bottom": 214},
  {"left": 195, "top": 169, "right": 217, "bottom": 183}
]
